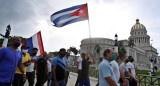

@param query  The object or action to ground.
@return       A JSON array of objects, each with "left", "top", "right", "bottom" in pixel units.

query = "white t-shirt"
[
  {"left": 127, "top": 62, "right": 136, "bottom": 77},
  {"left": 77, "top": 57, "right": 82, "bottom": 70},
  {"left": 64, "top": 57, "right": 70, "bottom": 71},
  {"left": 26, "top": 56, "right": 38, "bottom": 72},
  {"left": 110, "top": 60, "right": 120, "bottom": 84},
  {"left": 47, "top": 60, "right": 52, "bottom": 72}
]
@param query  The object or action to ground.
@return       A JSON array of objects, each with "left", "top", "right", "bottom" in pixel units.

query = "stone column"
[
  {"left": 157, "top": 56, "right": 159, "bottom": 64},
  {"left": 127, "top": 47, "right": 129, "bottom": 56},
  {"left": 134, "top": 50, "right": 137, "bottom": 62}
]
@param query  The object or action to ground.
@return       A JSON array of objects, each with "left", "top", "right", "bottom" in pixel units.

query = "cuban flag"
[
  {"left": 18, "top": 42, "right": 24, "bottom": 50},
  {"left": 51, "top": 4, "right": 88, "bottom": 27},
  {"left": 26, "top": 31, "right": 44, "bottom": 56}
]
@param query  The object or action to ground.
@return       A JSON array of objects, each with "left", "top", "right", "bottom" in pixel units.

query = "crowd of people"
[{"left": 0, "top": 37, "right": 140, "bottom": 86}]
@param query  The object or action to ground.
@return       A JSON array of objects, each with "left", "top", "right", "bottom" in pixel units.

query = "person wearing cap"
[
  {"left": 12, "top": 45, "right": 31, "bottom": 86},
  {"left": 26, "top": 48, "right": 38, "bottom": 86},
  {"left": 0, "top": 37, "right": 25, "bottom": 86},
  {"left": 35, "top": 51, "right": 49, "bottom": 86},
  {"left": 50, "top": 48, "right": 66, "bottom": 86}
]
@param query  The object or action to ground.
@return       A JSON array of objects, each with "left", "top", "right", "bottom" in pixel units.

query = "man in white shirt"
[
  {"left": 111, "top": 52, "right": 120, "bottom": 85},
  {"left": 26, "top": 48, "right": 38, "bottom": 86},
  {"left": 64, "top": 52, "right": 70, "bottom": 85},
  {"left": 75, "top": 53, "right": 85, "bottom": 86},
  {"left": 127, "top": 56, "right": 139, "bottom": 86}
]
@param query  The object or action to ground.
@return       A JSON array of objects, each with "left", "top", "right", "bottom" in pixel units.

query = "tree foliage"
[
  {"left": 48, "top": 51, "right": 58, "bottom": 57},
  {"left": 118, "top": 41, "right": 127, "bottom": 59},
  {"left": 68, "top": 47, "right": 79, "bottom": 56},
  {"left": 0, "top": 36, "right": 27, "bottom": 46},
  {"left": 128, "top": 39, "right": 135, "bottom": 48}
]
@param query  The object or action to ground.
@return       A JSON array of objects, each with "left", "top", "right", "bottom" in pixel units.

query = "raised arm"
[
  {"left": 90, "top": 54, "right": 96, "bottom": 64},
  {"left": 84, "top": 45, "right": 92, "bottom": 60}
]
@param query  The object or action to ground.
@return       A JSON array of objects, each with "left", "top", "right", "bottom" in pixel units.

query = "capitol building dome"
[
  {"left": 131, "top": 19, "right": 146, "bottom": 31},
  {"left": 79, "top": 19, "right": 159, "bottom": 70},
  {"left": 129, "top": 19, "right": 150, "bottom": 47}
]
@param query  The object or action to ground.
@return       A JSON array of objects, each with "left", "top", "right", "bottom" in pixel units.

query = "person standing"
[
  {"left": 35, "top": 51, "right": 48, "bottom": 86},
  {"left": 64, "top": 52, "right": 70, "bottom": 85},
  {"left": 99, "top": 49, "right": 117, "bottom": 86},
  {"left": 119, "top": 56, "right": 130, "bottom": 86},
  {"left": 51, "top": 48, "right": 66, "bottom": 86},
  {"left": 12, "top": 45, "right": 31, "bottom": 86},
  {"left": 47, "top": 58, "right": 53, "bottom": 86},
  {"left": 26, "top": 48, "right": 38, "bottom": 86},
  {"left": 96, "top": 57, "right": 103, "bottom": 86},
  {"left": 79, "top": 48, "right": 96, "bottom": 86},
  {"left": 75, "top": 53, "right": 85, "bottom": 86},
  {"left": 0, "top": 37, "right": 26, "bottom": 86},
  {"left": 110, "top": 52, "right": 120, "bottom": 85},
  {"left": 127, "top": 56, "right": 139, "bottom": 86}
]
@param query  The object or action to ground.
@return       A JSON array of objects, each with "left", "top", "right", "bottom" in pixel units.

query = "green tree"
[
  {"left": 69, "top": 47, "right": 78, "bottom": 56},
  {"left": 118, "top": 41, "right": 127, "bottom": 59},
  {"left": 48, "top": 51, "right": 58, "bottom": 57},
  {"left": 128, "top": 39, "right": 135, "bottom": 48},
  {"left": 0, "top": 35, "right": 27, "bottom": 46}
]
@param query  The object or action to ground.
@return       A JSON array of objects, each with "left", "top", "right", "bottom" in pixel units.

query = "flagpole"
[{"left": 86, "top": 3, "right": 92, "bottom": 48}]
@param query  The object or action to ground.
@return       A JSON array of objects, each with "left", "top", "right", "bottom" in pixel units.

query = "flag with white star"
[{"left": 50, "top": 4, "right": 88, "bottom": 27}]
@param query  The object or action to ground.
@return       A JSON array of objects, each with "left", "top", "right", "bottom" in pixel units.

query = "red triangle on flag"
[{"left": 71, "top": 4, "right": 88, "bottom": 19}]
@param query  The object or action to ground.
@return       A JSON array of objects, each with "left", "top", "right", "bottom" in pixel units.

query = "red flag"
[{"left": 71, "top": 4, "right": 88, "bottom": 19}]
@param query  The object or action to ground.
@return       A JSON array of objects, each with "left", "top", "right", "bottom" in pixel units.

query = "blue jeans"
[
  {"left": 120, "top": 82, "right": 129, "bottom": 86},
  {"left": 49, "top": 79, "right": 65, "bottom": 86},
  {"left": 79, "top": 79, "right": 90, "bottom": 86}
]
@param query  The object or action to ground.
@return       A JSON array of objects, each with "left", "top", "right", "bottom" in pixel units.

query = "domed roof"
[{"left": 131, "top": 19, "right": 146, "bottom": 31}]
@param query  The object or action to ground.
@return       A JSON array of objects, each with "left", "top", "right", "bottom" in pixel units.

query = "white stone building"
[{"left": 80, "top": 19, "right": 159, "bottom": 70}]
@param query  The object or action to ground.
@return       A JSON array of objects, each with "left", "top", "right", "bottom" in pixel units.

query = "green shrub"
[{"left": 136, "top": 70, "right": 150, "bottom": 75}]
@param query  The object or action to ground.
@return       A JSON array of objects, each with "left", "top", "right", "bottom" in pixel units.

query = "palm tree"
[
  {"left": 95, "top": 45, "right": 102, "bottom": 58},
  {"left": 69, "top": 47, "right": 78, "bottom": 56},
  {"left": 68, "top": 47, "right": 79, "bottom": 66},
  {"left": 118, "top": 41, "right": 127, "bottom": 59},
  {"left": 128, "top": 39, "right": 135, "bottom": 48}
]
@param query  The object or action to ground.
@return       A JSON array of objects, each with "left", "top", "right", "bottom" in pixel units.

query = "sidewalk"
[
  {"left": 67, "top": 72, "right": 98, "bottom": 86},
  {"left": 24, "top": 72, "right": 120, "bottom": 86},
  {"left": 24, "top": 72, "right": 98, "bottom": 86}
]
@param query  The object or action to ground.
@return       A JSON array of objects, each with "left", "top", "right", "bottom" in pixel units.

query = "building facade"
[{"left": 80, "top": 19, "right": 159, "bottom": 70}]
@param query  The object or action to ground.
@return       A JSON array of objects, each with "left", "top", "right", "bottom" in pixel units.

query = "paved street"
[{"left": 24, "top": 72, "right": 98, "bottom": 86}]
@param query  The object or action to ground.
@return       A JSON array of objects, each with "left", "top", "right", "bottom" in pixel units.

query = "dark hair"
[
  {"left": 32, "top": 48, "right": 38, "bottom": 51},
  {"left": 103, "top": 49, "right": 110, "bottom": 57},
  {"left": 81, "top": 53, "right": 85, "bottom": 55},
  {"left": 128, "top": 56, "right": 132, "bottom": 59},
  {"left": 58, "top": 48, "right": 66, "bottom": 54},
  {"left": 66, "top": 52, "right": 70, "bottom": 56}
]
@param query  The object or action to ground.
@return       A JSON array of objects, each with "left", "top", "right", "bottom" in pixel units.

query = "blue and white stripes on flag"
[{"left": 50, "top": 4, "right": 88, "bottom": 27}]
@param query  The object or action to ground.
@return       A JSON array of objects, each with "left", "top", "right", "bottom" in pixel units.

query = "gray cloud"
[{"left": 0, "top": 0, "right": 160, "bottom": 54}]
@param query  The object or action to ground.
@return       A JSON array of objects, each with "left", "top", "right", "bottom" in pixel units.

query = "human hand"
[
  {"left": 23, "top": 74, "right": 26, "bottom": 81},
  {"left": 54, "top": 82, "right": 59, "bottom": 86},
  {"left": 135, "top": 79, "right": 139, "bottom": 83}
]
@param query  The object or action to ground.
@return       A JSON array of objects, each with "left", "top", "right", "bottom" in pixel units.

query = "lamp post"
[
  {"left": 114, "top": 34, "right": 118, "bottom": 52},
  {"left": 2, "top": 25, "right": 11, "bottom": 47},
  {"left": 149, "top": 40, "right": 156, "bottom": 76}
]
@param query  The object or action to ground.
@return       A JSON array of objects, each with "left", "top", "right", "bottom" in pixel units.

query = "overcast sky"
[{"left": 0, "top": 0, "right": 160, "bottom": 54}]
